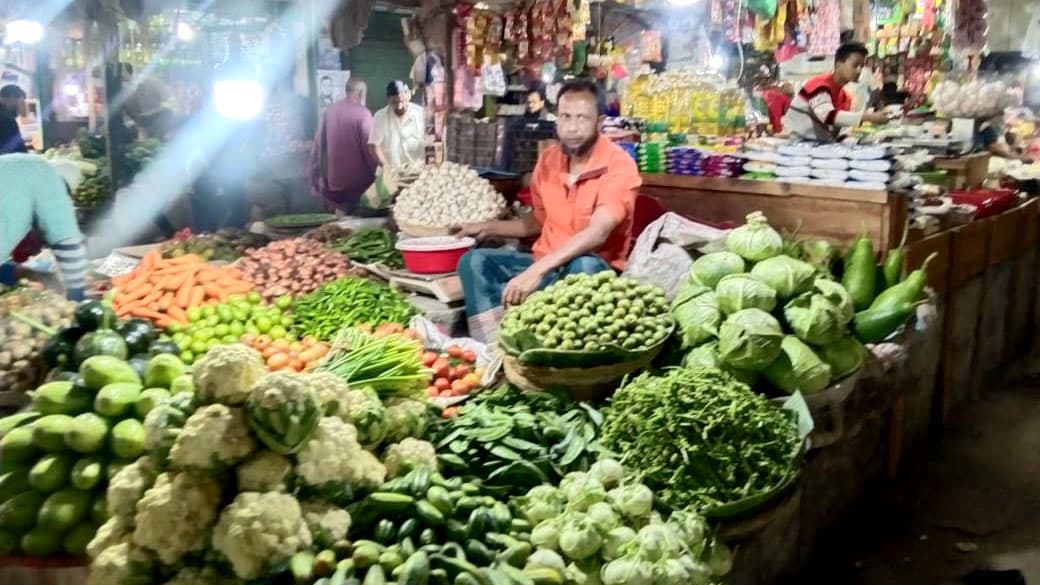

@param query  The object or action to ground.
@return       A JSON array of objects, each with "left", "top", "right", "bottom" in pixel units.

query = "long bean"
[{"left": 292, "top": 277, "right": 415, "bottom": 340}]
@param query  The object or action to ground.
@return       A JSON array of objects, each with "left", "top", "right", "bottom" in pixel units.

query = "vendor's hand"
[
  {"left": 502, "top": 268, "right": 544, "bottom": 307},
  {"left": 453, "top": 222, "right": 495, "bottom": 241},
  {"left": 863, "top": 111, "right": 892, "bottom": 125}
]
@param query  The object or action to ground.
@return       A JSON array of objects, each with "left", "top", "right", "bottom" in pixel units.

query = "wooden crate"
[
  {"left": 973, "top": 209, "right": 1023, "bottom": 389},
  {"left": 933, "top": 152, "right": 991, "bottom": 189},
  {"left": 940, "top": 219, "right": 990, "bottom": 419}
]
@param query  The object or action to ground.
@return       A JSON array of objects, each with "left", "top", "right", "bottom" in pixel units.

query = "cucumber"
[
  {"left": 290, "top": 550, "right": 316, "bottom": 584},
  {"left": 369, "top": 492, "right": 415, "bottom": 513},
  {"left": 314, "top": 549, "right": 339, "bottom": 578},
  {"left": 32, "top": 414, "right": 75, "bottom": 452},
  {"left": 497, "top": 543, "right": 532, "bottom": 568},
  {"left": 37, "top": 489, "right": 91, "bottom": 531},
  {"left": 455, "top": 574, "right": 481, "bottom": 585},
  {"left": 0, "top": 491, "right": 48, "bottom": 531},
  {"left": 444, "top": 520, "right": 468, "bottom": 543},
  {"left": 378, "top": 549, "right": 405, "bottom": 573},
  {"left": 330, "top": 559, "right": 355, "bottom": 585},
  {"left": 374, "top": 519, "right": 397, "bottom": 544},
  {"left": 397, "top": 518, "right": 419, "bottom": 541},
  {"left": 70, "top": 457, "right": 105, "bottom": 490},
  {"left": 353, "top": 543, "right": 382, "bottom": 569},
  {"left": 0, "top": 412, "right": 42, "bottom": 436},
  {"left": 398, "top": 551, "right": 430, "bottom": 585},
  {"left": 419, "top": 528, "right": 437, "bottom": 546},
  {"left": 29, "top": 453, "right": 76, "bottom": 492},
  {"left": 20, "top": 526, "right": 64, "bottom": 556},
  {"left": 415, "top": 500, "right": 445, "bottom": 527},
  {"left": 409, "top": 467, "right": 432, "bottom": 498},
  {"left": 465, "top": 539, "right": 493, "bottom": 566},
  {"left": 0, "top": 470, "right": 31, "bottom": 503},
  {"left": 426, "top": 486, "right": 453, "bottom": 516},
  {"left": 362, "top": 565, "right": 387, "bottom": 585},
  {"left": 63, "top": 522, "right": 96, "bottom": 556},
  {"left": 523, "top": 568, "right": 564, "bottom": 585},
  {"left": 454, "top": 496, "right": 483, "bottom": 514}
]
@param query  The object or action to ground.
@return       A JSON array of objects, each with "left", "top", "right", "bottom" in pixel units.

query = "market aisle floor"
[{"left": 799, "top": 377, "right": 1040, "bottom": 585}]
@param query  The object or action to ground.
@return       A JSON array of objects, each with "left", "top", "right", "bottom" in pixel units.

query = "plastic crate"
[{"left": 505, "top": 119, "right": 557, "bottom": 173}]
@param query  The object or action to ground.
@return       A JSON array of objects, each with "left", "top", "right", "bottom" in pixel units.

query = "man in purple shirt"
[{"left": 309, "top": 78, "right": 378, "bottom": 212}]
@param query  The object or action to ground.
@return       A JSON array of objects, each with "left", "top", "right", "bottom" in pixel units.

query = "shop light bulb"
[
  {"left": 213, "top": 80, "right": 264, "bottom": 120},
  {"left": 176, "top": 22, "right": 195, "bottom": 42},
  {"left": 4, "top": 19, "right": 44, "bottom": 45},
  {"left": 667, "top": 0, "right": 701, "bottom": 6},
  {"left": 62, "top": 83, "right": 80, "bottom": 96},
  {"left": 708, "top": 54, "right": 725, "bottom": 71}
]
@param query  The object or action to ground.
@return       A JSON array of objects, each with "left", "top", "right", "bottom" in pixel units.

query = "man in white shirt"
[{"left": 369, "top": 80, "right": 424, "bottom": 170}]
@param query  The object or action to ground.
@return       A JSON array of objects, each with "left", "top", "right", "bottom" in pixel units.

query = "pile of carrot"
[{"left": 110, "top": 249, "right": 254, "bottom": 328}]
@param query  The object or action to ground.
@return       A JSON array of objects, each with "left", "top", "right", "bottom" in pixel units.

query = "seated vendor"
[
  {"left": 976, "top": 114, "right": 1034, "bottom": 163},
  {"left": 455, "top": 79, "right": 642, "bottom": 342}
]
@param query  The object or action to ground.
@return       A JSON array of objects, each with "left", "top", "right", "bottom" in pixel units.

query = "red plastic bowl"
[{"left": 395, "top": 236, "right": 476, "bottom": 274}]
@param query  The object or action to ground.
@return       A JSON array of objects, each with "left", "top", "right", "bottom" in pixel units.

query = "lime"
[
  {"left": 172, "top": 333, "right": 191, "bottom": 348},
  {"left": 201, "top": 305, "right": 216, "bottom": 318},
  {"left": 190, "top": 340, "right": 207, "bottom": 354},
  {"left": 229, "top": 322, "right": 245, "bottom": 337},
  {"left": 247, "top": 291, "right": 262, "bottom": 304},
  {"left": 217, "top": 306, "right": 234, "bottom": 324},
  {"left": 205, "top": 316, "right": 221, "bottom": 328},
  {"left": 186, "top": 307, "right": 203, "bottom": 321},
  {"left": 276, "top": 295, "right": 293, "bottom": 310},
  {"left": 269, "top": 325, "right": 287, "bottom": 339},
  {"left": 166, "top": 323, "right": 183, "bottom": 334},
  {"left": 256, "top": 317, "right": 273, "bottom": 333},
  {"left": 206, "top": 339, "right": 221, "bottom": 351},
  {"left": 266, "top": 308, "right": 283, "bottom": 320},
  {"left": 222, "top": 335, "right": 238, "bottom": 344},
  {"left": 193, "top": 328, "right": 213, "bottom": 342},
  {"left": 245, "top": 324, "right": 261, "bottom": 336},
  {"left": 179, "top": 350, "right": 194, "bottom": 364},
  {"left": 214, "top": 324, "right": 230, "bottom": 337},
  {"left": 228, "top": 293, "right": 246, "bottom": 303},
  {"left": 280, "top": 315, "right": 294, "bottom": 327}
]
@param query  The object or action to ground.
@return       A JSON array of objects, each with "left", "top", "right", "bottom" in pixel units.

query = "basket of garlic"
[{"left": 393, "top": 162, "right": 508, "bottom": 237}]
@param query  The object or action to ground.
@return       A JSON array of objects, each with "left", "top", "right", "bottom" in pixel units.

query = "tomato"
[
  {"left": 240, "top": 333, "right": 257, "bottom": 346},
  {"left": 422, "top": 351, "right": 439, "bottom": 367},
  {"left": 426, "top": 386, "right": 439, "bottom": 397},
  {"left": 462, "top": 373, "right": 481, "bottom": 389},
  {"left": 451, "top": 379, "right": 469, "bottom": 395},
  {"left": 289, "top": 341, "right": 304, "bottom": 352},
  {"left": 442, "top": 406, "right": 459, "bottom": 418},
  {"left": 447, "top": 345, "right": 464, "bottom": 359},
  {"left": 403, "top": 329, "right": 420, "bottom": 340},
  {"left": 454, "top": 364, "right": 471, "bottom": 379},
  {"left": 289, "top": 359, "right": 305, "bottom": 372},
  {"left": 267, "top": 353, "right": 290, "bottom": 370},
  {"left": 262, "top": 346, "right": 281, "bottom": 359},
  {"left": 434, "top": 377, "right": 451, "bottom": 391},
  {"left": 255, "top": 334, "right": 273, "bottom": 349},
  {"left": 461, "top": 350, "right": 478, "bottom": 364},
  {"left": 432, "top": 358, "right": 451, "bottom": 379},
  {"left": 272, "top": 338, "right": 291, "bottom": 350}
]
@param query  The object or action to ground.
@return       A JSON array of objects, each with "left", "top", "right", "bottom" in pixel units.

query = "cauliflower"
[
  {"left": 212, "top": 491, "right": 312, "bottom": 580},
  {"left": 87, "top": 542, "right": 156, "bottom": 585},
  {"left": 107, "top": 456, "right": 159, "bottom": 519},
  {"left": 384, "top": 438, "right": 438, "bottom": 478},
  {"left": 170, "top": 404, "right": 256, "bottom": 471},
  {"left": 245, "top": 372, "right": 322, "bottom": 454},
  {"left": 384, "top": 398, "right": 431, "bottom": 443},
  {"left": 193, "top": 344, "right": 266, "bottom": 405},
  {"left": 335, "top": 387, "right": 389, "bottom": 448},
  {"left": 160, "top": 566, "right": 234, "bottom": 585},
  {"left": 301, "top": 500, "right": 352, "bottom": 547},
  {"left": 237, "top": 450, "right": 294, "bottom": 492},
  {"left": 295, "top": 417, "right": 387, "bottom": 498},
  {"left": 87, "top": 516, "right": 131, "bottom": 560},
  {"left": 307, "top": 371, "right": 353, "bottom": 415},
  {"left": 132, "top": 472, "right": 223, "bottom": 565}
]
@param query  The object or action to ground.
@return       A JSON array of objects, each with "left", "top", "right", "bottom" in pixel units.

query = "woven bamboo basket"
[{"left": 502, "top": 345, "right": 664, "bottom": 401}]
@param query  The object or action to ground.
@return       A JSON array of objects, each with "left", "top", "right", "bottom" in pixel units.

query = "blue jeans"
[{"left": 458, "top": 248, "right": 612, "bottom": 317}]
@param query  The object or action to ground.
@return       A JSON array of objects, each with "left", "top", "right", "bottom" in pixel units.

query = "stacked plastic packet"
[
  {"left": 619, "top": 142, "right": 639, "bottom": 163},
  {"left": 637, "top": 142, "right": 666, "bottom": 173},
  {"left": 771, "top": 143, "right": 906, "bottom": 191},
  {"left": 665, "top": 147, "right": 744, "bottom": 177},
  {"left": 740, "top": 138, "right": 782, "bottom": 180}
]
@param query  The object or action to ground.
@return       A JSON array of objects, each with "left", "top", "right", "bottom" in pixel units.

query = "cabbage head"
[
  {"left": 817, "top": 336, "right": 868, "bottom": 379},
  {"left": 672, "top": 291, "right": 720, "bottom": 348},
  {"left": 671, "top": 279, "right": 711, "bottom": 308},
  {"left": 750, "top": 255, "right": 816, "bottom": 300},
  {"left": 762, "top": 336, "right": 833, "bottom": 394},
  {"left": 811, "top": 278, "right": 854, "bottom": 324},
  {"left": 725, "top": 211, "right": 783, "bottom": 262},
  {"left": 681, "top": 343, "right": 758, "bottom": 388},
  {"left": 715, "top": 274, "right": 777, "bottom": 315},
  {"left": 717, "top": 309, "right": 784, "bottom": 371},
  {"left": 783, "top": 291, "right": 847, "bottom": 346},
  {"left": 690, "top": 252, "right": 746, "bottom": 288}
]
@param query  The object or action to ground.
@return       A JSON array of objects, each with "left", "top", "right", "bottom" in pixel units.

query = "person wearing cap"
[
  {"left": 369, "top": 81, "right": 425, "bottom": 171},
  {"left": 0, "top": 154, "right": 89, "bottom": 300}
]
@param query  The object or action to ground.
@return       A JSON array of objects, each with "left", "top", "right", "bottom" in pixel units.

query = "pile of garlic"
[
  {"left": 393, "top": 162, "right": 507, "bottom": 228},
  {"left": 930, "top": 80, "right": 1011, "bottom": 119}
]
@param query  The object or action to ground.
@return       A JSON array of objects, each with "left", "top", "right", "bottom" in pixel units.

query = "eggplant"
[
  {"left": 128, "top": 354, "right": 151, "bottom": 380},
  {"left": 74, "top": 301, "right": 115, "bottom": 331},
  {"left": 118, "top": 319, "right": 157, "bottom": 356},
  {"left": 41, "top": 327, "right": 87, "bottom": 368},
  {"left": 148, "top": 339, "right": 181, "bottom": 357}
]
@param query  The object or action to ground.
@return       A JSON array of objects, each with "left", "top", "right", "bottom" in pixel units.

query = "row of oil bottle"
[{"left": 623, "top": 70, "right": 748, "bottom": 137}]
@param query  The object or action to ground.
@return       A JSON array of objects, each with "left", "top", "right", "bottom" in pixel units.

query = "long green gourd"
[
  {"left": 841, "top": 230, "right": 877, "bottom": 311},
  {"left": 882, "top": 220, "right": 910, "bottom": 289},
  {"left": 870, "top": 252, "right": 938, "bottom": 310}
]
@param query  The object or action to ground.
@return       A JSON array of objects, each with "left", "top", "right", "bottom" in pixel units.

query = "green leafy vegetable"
[{"left": 762, "top": 336, "right": 833, "bottom": 394}]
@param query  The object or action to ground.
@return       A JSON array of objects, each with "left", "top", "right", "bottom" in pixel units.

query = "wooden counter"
[
  {"left": 640, "top": 174, "right": 907, "bottom": 250},
  {"left": 932, "top": 152, "right": 990, "bottom": 190}
]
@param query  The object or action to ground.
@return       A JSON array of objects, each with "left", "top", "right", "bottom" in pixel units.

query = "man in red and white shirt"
[{"left": 783, "top": 43, "right": 890, "bottom": 142}]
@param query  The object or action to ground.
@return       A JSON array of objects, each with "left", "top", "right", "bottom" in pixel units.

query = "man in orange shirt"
[{"left": 455, "top": 79, "right": 642, "bottom": 341}]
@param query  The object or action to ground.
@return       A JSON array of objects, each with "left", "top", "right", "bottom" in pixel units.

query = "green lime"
[
  {"left": 229, "top": 322, "right": 244, "bottom": 337},
  {"left": 247, "top": 291, "right": 262, "bottom": 304},
  {"left": 228, "top": 293, "right": 246, "bottom": 303},
  {"left": 217, "top": 306, "right": 234, "bottom": 323},
  {"left": 190, "top": 340, "right": 207, "bottom": 354},
  {"left": 214, "top": 324, "right": 230, "bottom": 337},
  {"left": 201, "top": 305, "right": 216, "bottom": 318},
  {"left": 179, "top": 350, "right": 194, "bottom": 364},
  {"left": 172, "top": 333, "right": 191, "bottom": 348},
  {"left": 166, "top": 323, "right": 183, "bottom": 334},
  {"left": 186, "top": 307, "right": 203, "bottom": 321},
  {"left": 245, "top": 324, "right": 260, "bottom": 336},
  {"left": 205, "top": 316, "right": 221, "bottom": 328},
  {"left": 193, "top": 328, "right": 213, "bottom": 342},
  {"left": 276, "top": 295, "right": 293, "bottom": 309},
  {"left": 269, "top": 325, "right": 287, "bottom": 339},
  {"left": 256, "top": 317, "right": 273, "bottom": 333},
  {"left": 206, "top": 339, "right": 221, "bottom": 351},
  {"left": 266, "top": 308, "right": 283, "bottom": 320},
  {"left": 280, "top": 315, "right": 294, "bottom": 327},
  {"left": 221, "top": 335, "right": 238, "bottom": 344}
]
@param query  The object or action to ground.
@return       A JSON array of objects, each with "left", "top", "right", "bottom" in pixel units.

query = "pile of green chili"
[{"left": 291, "top": 277, "right": 416, "bottom": 340}]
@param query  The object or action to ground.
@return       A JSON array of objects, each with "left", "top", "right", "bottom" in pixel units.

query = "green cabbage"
[
  {"left": 672, "top": 292, "right": 720, "bottom": 348},
  {"left": 725, "top": 211, "right": 783, "bottom": 262},
  {"left": 559, "top": 514, "right": 603, "bottom": 560},
  {"left": 715, "top": 274, "right": 777, "bottom": 315},
  {"left": 783, "top": 290, "right": 847, "bottom": 346},
  {"left": 817, "top": 336, "right": 868, "bottom": 379},
  {"left": 671, "top": 279, "right": 711, "bottom": 308},
  {"left": 749, "top": 255, "right": 816, "bottom": 300},
  {"left": 717, "top": 309, "right": 784, "bottom": 371},
  {"left": 690, "top": 252, "right": 746, "bottom": 288},
  {"left": 681, "top": 343, "right": 758, "bottom": 388},
  {"left": 811, "top": 278, "right": 854, "bottom": 324},
  {"left": 802, "top": 239, "right": 840, "bottom": 273},
  {"left": 762, "top": 336, "right": 833, "bottom": 394}
]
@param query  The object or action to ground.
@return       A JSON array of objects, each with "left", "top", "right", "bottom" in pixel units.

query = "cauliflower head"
[
  {"left": 107, "top": 456, "right": 159, "bottom": 520},
  {"left": 212, "top": 491, "right": 312, "bottom": 580},
  {"left": 295, "top": 417, "right": 386, "bottom": 497},
  {"left": 160, "top": 566, "right": 234, "bottom": 585},
  {"left": 87, "top": 541, "right": 156, "bottom": 585},
  {"left": 237, "top": 449, "right": 294, "bottom": 492},
  {"left": 87, "top": 516, "right": 131, "bottom": 560},
  {"left": 170, "top": 404, "right": 256, "bottom": 471},
  {"left": 193, "top": 343, "right": 265, "bottom": 405},
  {"left": 245, "top": 372, "right": 322, "bottom": 455},
  {"left": 307, "top": 371, "right": 353, "bottom": 416},
  {"left": 132, "top": 471, "right": 223, "bottom": 565},
  {"left": 336, "top": 387, "right": 389, "bottom": 448},
  {"left": 384, "top": 438, "right": 439, "bottom": 478},
  {"left": 301, "top": 500, "right": 352, "bottom": 548},
  {"left": 384, "top": 398, "right": 431, "bottom": 443}
]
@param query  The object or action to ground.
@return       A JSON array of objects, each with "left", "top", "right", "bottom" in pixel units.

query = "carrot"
[
  {"left": 118, "top": 283, "right": 155, "bottom": 304},
  {"left": 148, "top": 265, "right": 197, "bottom": 279},
  {"left": 123, "top": 272, "right": 151, "bottom": 292},
  {"left": 203, "top": 284, "right": 229, "bottom": 302},
  {"left": 188, "top": 287, "right": 206, "bottom": 307},
  {"left": 220, "top": 267, "right": 243, "bottom": 279},
  {"left": 165, "top": 266, "right": 197, "bottom": 292},
  {"left": 167, "top": 305, "right": 188, "bottom": 322},
  {"left": 166, "top": 254, "right": 203, "bottom": 265},
  {"left": 129, "top": 307, "right": 167, "bottom": 321},
  {"left": 139, "top": 249, "right": 161, "bottom": 272},
  {"left": 174, "top": 279, "right": 194, "bottom": 308},
  {"left": 140, "top": 289, "right": 164, "bottom": 306},
  {"left": 196, "top": 269, "right": 221, "bottom": 283},
  {"left": 158, "top": 293, "right": 175, "bottom": 311},
  {"left": 111, "top": 274, "right": 133, "bottom": 287}
]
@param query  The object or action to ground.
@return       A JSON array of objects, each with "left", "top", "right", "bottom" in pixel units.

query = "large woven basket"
[
  {"left": 501, "top": 344, "right": 665, "bottom": 401},
  {"left": 394, "top": 217, "right": 454, "bottom": 237}
]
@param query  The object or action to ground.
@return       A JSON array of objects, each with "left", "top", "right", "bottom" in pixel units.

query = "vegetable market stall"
[{"left": 639, "top": 174, "right": 909, "bottom": 251}]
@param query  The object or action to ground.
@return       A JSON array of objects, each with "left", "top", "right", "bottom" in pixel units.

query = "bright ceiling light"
[
  {"left": 176, "top": 22, "right": 195, "bottom": 42},
  {"left": 4, "top": 19, "right": 44, "bottom": 45},
  {"left": 708, "top": 54, "right": 725, "bottom": 71},
  {"left": 214, "top": 80, "right": 264, "bottom": 120},
  {"left": 667, "top": 0, "right": 701, "bottom": 6}
]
